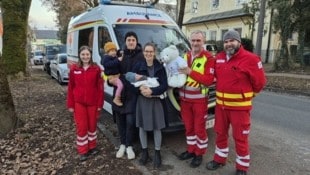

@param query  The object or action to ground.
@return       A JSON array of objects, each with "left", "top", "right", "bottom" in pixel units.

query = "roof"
[
  {"left": 33, "top": 30, "right": 59, "bottom": 40},
  {"left": 183, "top": 9, "right": 253, "bottom": 25}
]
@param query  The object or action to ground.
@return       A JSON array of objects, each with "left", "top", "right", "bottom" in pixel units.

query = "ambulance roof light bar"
[{"left": 100, "top": 0, "right": 154, "bottom": 8}]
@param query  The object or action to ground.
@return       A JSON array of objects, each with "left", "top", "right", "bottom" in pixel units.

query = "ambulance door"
[{"left": 96, "top": 26, "right": 114, "bottom": 113}]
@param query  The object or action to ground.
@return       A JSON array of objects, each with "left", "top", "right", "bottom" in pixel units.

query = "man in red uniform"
[
  {"left": 206, "top": 29, "right": 266, "bottom": 175},
  {"left": 178, "top": 30, "right": 215, "bottom": 168}
]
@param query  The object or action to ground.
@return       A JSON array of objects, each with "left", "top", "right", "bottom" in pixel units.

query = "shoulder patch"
[{"left": 257, "top": 61, "right": 263, "bottom": 69}]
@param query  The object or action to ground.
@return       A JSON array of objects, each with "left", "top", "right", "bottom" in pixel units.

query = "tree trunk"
[
  {"left": 0, "top": 0, "right": 31, "bottom": 137},
  {"left": 1, "top": 0, "right": 31, "bottom": 75},
  {"left": 0, "top": 56, "right": 18, "bottom": 138},
  {"left": 177, "top": 0, "right": 186, "bottom": 28}
]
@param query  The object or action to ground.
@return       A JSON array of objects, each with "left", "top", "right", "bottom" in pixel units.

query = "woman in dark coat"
[
  {"left": 113, "top": 31, "right": 144, "bottom": 160},
  {"left": 132, "top": 42, "right": 168, "bottom": 168}
]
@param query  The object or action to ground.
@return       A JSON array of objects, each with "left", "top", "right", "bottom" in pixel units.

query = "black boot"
[
  {"left": 153, "top": 150, "right": 162, "bottom": 168},
  {"left": 139, "top": 148, "right": 149, "bottom": 165}
]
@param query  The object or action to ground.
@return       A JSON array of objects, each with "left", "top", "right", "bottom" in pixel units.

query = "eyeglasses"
[{"left": 191, "top": 39, "right": 202, "bottom": 42}]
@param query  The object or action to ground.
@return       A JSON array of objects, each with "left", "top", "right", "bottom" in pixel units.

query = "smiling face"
[
  {"left": 143, "top": 43, "right": 156, "bottom": 66},
  {"left": 79, "top": 48, "right": 92, "bottom": 66},
  {"left": 224, "top": 39, "right": 241, "bottom": 55},
  {"left": 190, "top": 32, "right": 205, "bottom": 55}
]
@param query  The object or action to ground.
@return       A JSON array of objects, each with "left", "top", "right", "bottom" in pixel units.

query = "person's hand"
[
  {"left": 179, "top": 67, "right": 191, "bottom": 75},
  {"left": 68, "top": 108, "right": 74, "bottom": 113},
  {"left": 97, "top": 108, "right": 101, "bottom": 111},
  {"left": 118, "top": 56, "right": 123, "bottom": 61},
  {"left": 140, "top": 86, "right": 152, "bottom": 97},
  {"left": 135, "top": 74, "right": 143, "bottom": 81}
]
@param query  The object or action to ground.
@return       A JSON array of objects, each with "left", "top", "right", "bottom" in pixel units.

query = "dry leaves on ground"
[{"left": 0, "top": 68, "right": 142, "bottom": 175}]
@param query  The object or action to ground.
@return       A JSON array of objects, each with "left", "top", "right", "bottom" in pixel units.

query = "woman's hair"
[
  {"left": 143, "top": 42, "right": 156, "bottom": 52},
  {"left": 77, "top": 45, "right": 95, "bottom": 67}
]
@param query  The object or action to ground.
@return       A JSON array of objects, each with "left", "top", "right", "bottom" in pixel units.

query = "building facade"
[{"left": 182, "top": 0, "right": 299, "bottom": 63}]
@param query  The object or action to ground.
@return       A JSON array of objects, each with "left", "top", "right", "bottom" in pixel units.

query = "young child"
[{"left": 102, "top": 42, "right": 123, "bottom": 106}]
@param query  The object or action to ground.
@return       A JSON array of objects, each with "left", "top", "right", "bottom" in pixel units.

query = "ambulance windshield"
[{"left": 113, "top": 24, "right": 190, "bottom": 56}]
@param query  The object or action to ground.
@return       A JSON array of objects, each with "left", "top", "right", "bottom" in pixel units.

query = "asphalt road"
[
  {"left": 99, "top": 91, "right": 310, "bottom": 175},
  {"left": 38, "top": 64, "right": 309, "bottom": 175}
]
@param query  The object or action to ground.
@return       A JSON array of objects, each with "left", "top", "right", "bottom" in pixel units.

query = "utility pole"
[{"left": 254, "top": 0, "right": 266, "bottom": 56}]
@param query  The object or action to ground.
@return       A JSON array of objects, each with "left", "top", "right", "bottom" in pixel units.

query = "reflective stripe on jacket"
[
  {"left": 179, "top": 50, "right": 215, "bottom": 102},
  {"left": 215, "top": 46, "right": 266, "bottom": 110}
]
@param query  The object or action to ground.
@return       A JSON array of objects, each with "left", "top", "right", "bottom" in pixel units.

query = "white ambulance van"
[{"left": 66, "top": 0, "right": 216, "bottom": 131}]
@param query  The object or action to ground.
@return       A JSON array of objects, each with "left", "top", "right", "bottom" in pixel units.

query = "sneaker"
[
  {"left": 126, "top": 146, "right": 135, "bottom": 160},
  {"left": 116, "top": 144, "right": 126, "bottom": 158},
  {"left": 178, "top": 151, "right": 195, "bottom": 160},
  {"left": 190, "top": 155, "right": 202, "bottom": 168},
  {"left": 206, "top": 160, "right": 225, "bottom": 170},
  {"left": 89, "top": 148, "right": 99, "bottom": 156},
  {"left": 236, "top": 169, "right": 247, "bottom": 175}
]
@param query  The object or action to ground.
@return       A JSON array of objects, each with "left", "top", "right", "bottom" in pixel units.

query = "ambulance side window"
[
  {"left": 78, "top": 28, "right": 94, "bottom": 49},
  {"left": 98, "top": 27, "right": 112, "bottom": 55}
]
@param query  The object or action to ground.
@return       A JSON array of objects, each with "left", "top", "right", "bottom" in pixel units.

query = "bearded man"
[{"left": 206, "top": 29, "right": 266, "bottom": 175}]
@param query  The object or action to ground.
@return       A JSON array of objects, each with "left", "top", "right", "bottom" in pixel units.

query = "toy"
[{"left": 159, "top": 45, "right": 187, "bottom": 88}]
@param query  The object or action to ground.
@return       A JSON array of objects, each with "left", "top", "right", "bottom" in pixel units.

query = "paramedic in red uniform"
[
  {"left": 206, "top": 29, "right": 266, "bottom": 175},
  {"left": 178, "top": 30, "right": 215, "bottom": 168},
  {"left": 67, "top": 46, "right": 104, "bottom": 161}
]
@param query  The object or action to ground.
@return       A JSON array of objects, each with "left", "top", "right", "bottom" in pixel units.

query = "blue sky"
[{"left": 29, "top": 0, "right": 57, "bottom": 30}]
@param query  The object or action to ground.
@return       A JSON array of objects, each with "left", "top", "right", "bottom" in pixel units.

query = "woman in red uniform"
[{"left": 67, "top": 45, "right": 104, "bottom": 161}]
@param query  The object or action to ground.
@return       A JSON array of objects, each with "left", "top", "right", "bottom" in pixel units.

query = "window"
[
  {"left": 191, "top": 1, "right": 198, "bottom": 13},
  {"left": 209, "top": 31, "right": 217, "bottom": 41},
  {"left": 236, "top": 0, "right": 247, "bottom": 6},
  {"left": 211, "top": 0, "right": 219, "bottom": 9},
  {"left": 98, "top": 27, "right": 112, "bottom": 55},
  {"left": 78, "top": 27, "right": 94, "bottom": 49}
]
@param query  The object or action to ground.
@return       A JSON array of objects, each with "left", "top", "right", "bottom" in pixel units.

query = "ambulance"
[{"left": 66, "top": 0, "right": 216, "bottom": 131}]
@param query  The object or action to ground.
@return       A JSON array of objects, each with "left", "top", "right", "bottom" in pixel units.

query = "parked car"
[
  {"left": 32, "top": 50, "right": 43, "bottom": 65},
  {"left": 43, "top": 44, "right": 66, "bottom": 75},
  {"left": 204, "top": 44, "right": 218, "bottom": 56},
  {"left": 50, "top": 53, "right": 69, "bottom": 85}
]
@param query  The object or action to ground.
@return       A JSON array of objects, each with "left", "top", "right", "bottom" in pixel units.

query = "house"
[
  {"left": 182, "top": 0, "right": 299, "bottom": 63},
  {"left": 31, "top": 29, "right": 61, "bottom": 51}
]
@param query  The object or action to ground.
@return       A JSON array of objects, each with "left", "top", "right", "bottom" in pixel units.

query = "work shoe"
[
  {"left": 116, "top": 144, "right": 126, "bottom": 158},
  {"left": 236, "top": 169, "right": 247, "bottom": 175},
  {"left": 178, "top": 151, "right": 195, "bottom": 160},
  {"left": 79, "top": 154, "right": 88, "bottom": 162},
  {"left": 190, "top": 155, "right": 202, "bottom": 168},
  {"left": 139, "top": 148, "right": 149, "bottom": 165},
  {"left": 206, "top": 160, "right": 225, "bottom": 170},
  {"left": 153, "top": 150, "right": 162, "bottom": 169},
  {"left": 89, "top": 148, "right": 99, "bottom": 156},
  {"left": 126, "top": 146, "right": 135, "bottom": 159},
  {"left": 113, "top": 96, "right": 123, "bottom": 106}
]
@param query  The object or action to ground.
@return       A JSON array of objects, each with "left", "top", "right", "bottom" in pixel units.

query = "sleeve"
[
  {"left": 151, "top": 66, "right": 168, "bottom": 96},
  {"left": 247, "top": 55, "right": 267, "bottom": 94},
  {"left": 97, "top": 67, "right": 104, "bottom": 108},
  {"left": 189, "top": 53, "right": 215, "bottom": 86},
  {"left": 66, "top": 67, "right": 75, "bottom": 109},
  {"left": 102, "top": 55, "right": 120, "bottom": 69}
]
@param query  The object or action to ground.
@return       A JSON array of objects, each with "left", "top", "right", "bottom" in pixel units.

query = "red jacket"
[
  {"left": 67, "top": 64, "right": 104, "bottom": 109},
  {"left": 215, "top": 46, "right": 266, "bottom": 110},
  {"left": 179, "top": 50, "right": 215, "bottom": 103}
]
